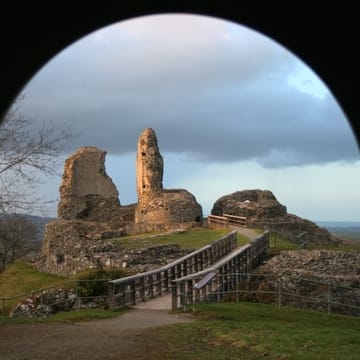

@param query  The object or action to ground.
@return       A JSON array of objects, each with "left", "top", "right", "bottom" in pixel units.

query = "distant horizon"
[
  {"left": 315, "top": 220, "right": 360, "bottom": 227},
  {"left": 20, "top": 211, "right": 360, "bottom": 226}
]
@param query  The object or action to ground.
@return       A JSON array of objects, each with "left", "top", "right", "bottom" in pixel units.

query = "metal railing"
[
  {"left": 107, "top": 231, "right": 238, "bottom": 309},
  {"left": 171, "top": 231, "right": 269, "bottom": 310}
]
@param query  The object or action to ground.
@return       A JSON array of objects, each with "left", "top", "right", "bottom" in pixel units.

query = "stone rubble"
[{"left": 245, "top": 250, "right": 360, "bottom": 316}]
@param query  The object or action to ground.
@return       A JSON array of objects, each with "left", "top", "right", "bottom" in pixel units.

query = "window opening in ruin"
[{"left": 56, "top": 254, "right": 65, "bottom": 264}]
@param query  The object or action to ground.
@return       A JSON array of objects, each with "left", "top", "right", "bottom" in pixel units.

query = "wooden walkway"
[
  {"left": 134, "top": 293, "right": 172, "bottom": 310},
  {"left": 133, "top": 228, "right": 259, "bottom": 311}
]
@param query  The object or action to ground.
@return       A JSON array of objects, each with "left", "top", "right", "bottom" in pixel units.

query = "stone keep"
[
  {"left": 135, "top": 128, "right": 203, "bottom": 226},
  {"left": 57, "top": 146, "right": 121, "bottom": 221}
]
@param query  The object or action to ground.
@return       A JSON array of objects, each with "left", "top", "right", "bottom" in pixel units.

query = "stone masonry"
[
  {"left": 135, "top": 128, "right": 203, "bottom": 227},
  {"left": 136, "top": 128, "right": 164, "bottom": 208},
  {"left": 58, "top": 146, "right": 121, "bottom": 221},
  {"left": 212, "top": 189, "right": 334, "bottom": 244}
]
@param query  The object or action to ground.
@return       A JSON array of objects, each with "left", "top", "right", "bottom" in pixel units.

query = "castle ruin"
[{"left": 37, "top": 128, "right": 202, "bottom": 275}]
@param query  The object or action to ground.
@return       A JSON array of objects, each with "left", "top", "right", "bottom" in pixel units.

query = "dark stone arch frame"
[{"left": 0, "top": 2, "right": 359, "bottom": 149}]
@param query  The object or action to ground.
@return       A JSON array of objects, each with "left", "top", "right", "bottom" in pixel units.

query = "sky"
[{"left": 17, "top": 14, "right": 360, "bottom": 221}]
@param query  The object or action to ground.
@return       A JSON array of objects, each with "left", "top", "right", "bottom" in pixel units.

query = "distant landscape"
[
  {"left": 13, "top": 216, "right": 360, "bottom": 243},
  {"left": 317, "top": 221, "right": 360, "bottom": 241}
]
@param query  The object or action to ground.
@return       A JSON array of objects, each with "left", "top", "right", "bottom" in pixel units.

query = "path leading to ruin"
[
  {"left": 230, "top": 225, "right": 259, "bottom": 241},
  {"left": 134, "top": 293, "right": 172, "bottom": 310},
  {"left": 232, "top": 226, "right": 259, "bottom": 241},
  {"left": 0, "top": 308, "right": 194, "bottom": 360},
  {"left": 0, "top": 227, "right": 261, "bottom": 360}
]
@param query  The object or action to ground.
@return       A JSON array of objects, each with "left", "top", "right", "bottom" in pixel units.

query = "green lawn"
[
  {"left": 267, "top": 230, "right": 360, "bottom": 255},
  {"left": 0, "top": 261, "right": 69, "bottom": 314},
  {"left": 116, "top": 227, "right": 237, "bottom": 249},
  {"left": 149, "top": 302, "right": 360, "bottom": 360},
  {"left": 0, "top": 261, "right": 68, "bottom": 298},
  {"left": 2, "top": 301, "right": 359, "bottom": 359}
]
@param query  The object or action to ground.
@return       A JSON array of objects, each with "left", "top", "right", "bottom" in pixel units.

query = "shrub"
[{"left": 75, "top": 269, "right": 127, "bottom": 299}]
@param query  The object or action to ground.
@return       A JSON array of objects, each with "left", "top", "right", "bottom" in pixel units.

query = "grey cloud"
[{"left": 20, "top": 14, "right": 359, "bottom": 168}]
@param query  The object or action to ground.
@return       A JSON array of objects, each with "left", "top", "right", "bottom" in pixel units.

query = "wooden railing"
[
  {"left": 108, "top": 231, "right": 237, "bottom": 309},
  {"left": 208, "top": 214, "right": 247, "bottom": 228},
  {"left": 171, "top": 231, "right": 269, "bottom": 310}
]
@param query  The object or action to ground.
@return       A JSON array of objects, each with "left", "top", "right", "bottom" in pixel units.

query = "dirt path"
[
  {"left": 232, "top": 226, "right": 259, "bottom": 241},
  {"left": 0, "top": 308, "right": 193, "bottom": 360}
]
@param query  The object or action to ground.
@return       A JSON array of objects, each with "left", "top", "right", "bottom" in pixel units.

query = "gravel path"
[
  {"left": 0, "top": 308, "right": 193, "bottom": 360},
  {"left": 233, "top": 226, "right": 259, "bottom": 240}
]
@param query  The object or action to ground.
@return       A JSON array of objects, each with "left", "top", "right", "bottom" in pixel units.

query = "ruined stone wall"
[
  {"left": 37, "top": 219, "right": 191, "bottom": 276},
  {"left": 211, "top": 189, "right": 333, "bottom": 244},
  {"left": 58, "top": 147, "right": 121, "bottom": 221},
  {"left": 136, "top": 190, "right": 202, "bottom": 225}
]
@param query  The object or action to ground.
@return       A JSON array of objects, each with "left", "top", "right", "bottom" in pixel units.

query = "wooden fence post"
[
  {"left": 171, "top": 281, "right": 178, "bottom": 311},
  {"left": 108, "top": 281, "right": 115, "bottom": 310}
]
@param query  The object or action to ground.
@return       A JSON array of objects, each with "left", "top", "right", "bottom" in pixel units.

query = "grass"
[
  {"left": 0, "top": 261, "right": 70, "bottom": 314},
  {"left": 0, "top": 261, "right": 68, "bottom": 298},
  {"left": 268, "top": 231, "right": 360, "bottom": 255},
  {"left": 236, "top": 232, "right": 251, "bottom": 246},
  {"left": 148, "top": 302, "right": 360, "bottom": 360},
  {"left": 116, "top": 227, "right": 235, "bottom": 249}
]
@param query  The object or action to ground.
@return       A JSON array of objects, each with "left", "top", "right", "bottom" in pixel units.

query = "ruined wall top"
[
  {"left": 58, "top": 146, "right": 121, "bottom": 220},
  {"left": 136, "top": 128, "right": 164, "bottom": 206}
]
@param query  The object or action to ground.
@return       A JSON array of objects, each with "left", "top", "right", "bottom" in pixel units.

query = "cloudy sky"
[{"left": 19, "top": 14, "right": 359, "bottom": 221}]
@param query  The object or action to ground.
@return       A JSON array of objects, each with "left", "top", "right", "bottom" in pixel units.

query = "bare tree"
[
  {"left": 0, "top": 96, "right": 75, "bottom": 214},
  {"left": 0, "top": 214, "right": 39, "bottom": 271}
]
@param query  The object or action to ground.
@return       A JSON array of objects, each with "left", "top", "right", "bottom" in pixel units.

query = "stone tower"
[
  {"left": 135, "top": 128, "right": 203, "bottom": 227},
  {"left": 136, "top": 128, "right": 164, "bottom": 208}
]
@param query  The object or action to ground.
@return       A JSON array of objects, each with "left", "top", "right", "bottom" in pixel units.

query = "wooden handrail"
[
  {"left": 171, "top": 231, "right": 269, "bottom": 310},
  {"left": 108, "top": 230, "right": 238, "bottom": 309}
]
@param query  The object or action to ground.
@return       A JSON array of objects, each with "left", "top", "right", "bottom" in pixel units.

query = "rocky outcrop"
[
  {"left": 135, "top": 128, "right": 203, "bottom": 227},
  {"left": 212, "top": 189, "right": 287, "bottom": 219},
  {"left": 58, "top": 147, "right": 122, "bottom": 221},
  {"left": 211, "top": 189, "right": 333, "bottom": 244}
]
